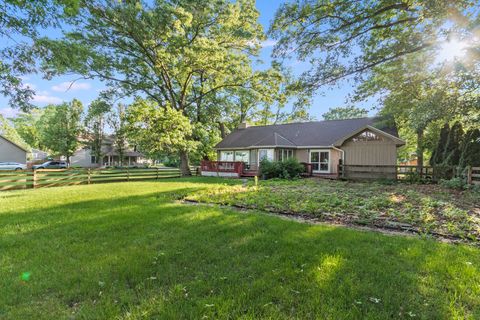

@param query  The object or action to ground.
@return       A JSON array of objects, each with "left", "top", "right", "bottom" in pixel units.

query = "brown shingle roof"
[{"left": 215, "top": 117, "right": 401, "bottom": 149}]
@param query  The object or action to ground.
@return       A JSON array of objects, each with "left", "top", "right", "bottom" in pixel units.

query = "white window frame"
[
  {"left": 278, "top": 149, "right": 294, "bottom": 162},
  {"left": 234, "top": 150, "right": 250, "bottom": 164},
  {"left": 309, "top": 149, "right": 331, "bottom": 173},
  {"left": 258, "top": 149, "right": 274, "bottom": 162},
  {"left": 220, "top": 151, "right": 234, "bottom": 161}
]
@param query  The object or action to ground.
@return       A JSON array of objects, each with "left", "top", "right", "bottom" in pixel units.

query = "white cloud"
[
  {"left": 52, "top": 81, "right": 91, "bottom": 92},
  {"left": 0, "top": 107, "right": 19, "bottom": 118},
  {"left": 261, "top": 39, "right": 277, "bottom": 48},
  {"left": 22, "top": 82, "right": 36, "bottom": 90},
  {"left": 32, "top": 94, "right": 63, "bottom": 104}
]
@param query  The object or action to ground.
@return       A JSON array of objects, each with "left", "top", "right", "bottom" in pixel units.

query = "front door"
[{"left": 310, "top": 150, "right": 330, "bottom": 173}]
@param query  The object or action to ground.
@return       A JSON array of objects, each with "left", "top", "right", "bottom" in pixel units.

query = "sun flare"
[{"left": 436, "top": 38, "right": 469, "bottom": 63}]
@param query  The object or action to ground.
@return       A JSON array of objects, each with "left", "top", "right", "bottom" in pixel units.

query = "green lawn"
[
  {"left": 1, "top": 178, "right": 480, "bottom": 319},
  {"left": 187, "top": 178, "right": 480, "bottom": 243}
]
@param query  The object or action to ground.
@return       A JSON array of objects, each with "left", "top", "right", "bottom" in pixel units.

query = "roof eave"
[
  {"left": 0, "top": 134, "right": 29, "bottom": 152},
  {"left": 333, "top": 125, "right": 405, "bottom": 147}
]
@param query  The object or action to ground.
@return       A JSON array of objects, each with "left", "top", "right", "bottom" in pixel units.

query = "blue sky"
[{"left": 0, "top": 0, "right": 373, "bottom": 120}]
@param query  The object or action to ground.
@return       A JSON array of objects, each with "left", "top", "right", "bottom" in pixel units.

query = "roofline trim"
[
  {"left": 215, "top": 145, "right": 336, "bottom": 150},
  {"left": 333, "top": 125, "right": 405, "bottom": 146}
]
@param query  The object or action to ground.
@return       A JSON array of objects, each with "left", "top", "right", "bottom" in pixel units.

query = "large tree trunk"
[
  {"left": 179, "top": 150, "right": 191, "bottom": 176},
  {"left": 219, "top": 122, "right": 226, "bottom": 139},
  {"left": 416, "top": 128, "right": 424, "bottom": 177}
]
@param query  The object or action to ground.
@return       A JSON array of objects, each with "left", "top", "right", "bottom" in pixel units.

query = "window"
[
  {"left": 351, "top": 130, "right": 383, "bottom": 142},
  {"left": 310, "top": 150, "right": 329, "bottom": 172},
  {"left": 259, "top": 149, "right": 274, "bottom": 161},
  {"left": 278, "top": 149, "right": 294, "bottom": 161},
  {"left": 220, "top": 151, "right": 234, "bottom": 161},
  {"left": 234, "top": 150, "right": 249, "bottom": 164}
]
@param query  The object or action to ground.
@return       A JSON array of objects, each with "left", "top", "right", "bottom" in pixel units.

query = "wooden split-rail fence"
[
  {"left": 0, "top": 167, "right": 198, "bottom": 191},
  {"left": 337, "top": 164, "right": 480, "bottom": 184}
]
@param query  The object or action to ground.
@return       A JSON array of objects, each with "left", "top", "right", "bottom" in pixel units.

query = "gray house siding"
[
  {"left": 71, "top": 148, "right": 97, "bottom": 168},
  {"left": 342, "top": 138, "right": 397, "bottom": 166},
  {"left": 0, "top": 136, "right": 27, "bottom": 163}
]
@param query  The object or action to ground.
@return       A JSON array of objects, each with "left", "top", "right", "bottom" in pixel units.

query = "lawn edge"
[{"left": 180, "top": 199, "right": 476, "bottom": 246}]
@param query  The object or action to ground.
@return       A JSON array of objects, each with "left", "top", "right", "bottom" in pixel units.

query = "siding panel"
[{"left": 0, "top": 136, "right": 27, "bottom": 163}]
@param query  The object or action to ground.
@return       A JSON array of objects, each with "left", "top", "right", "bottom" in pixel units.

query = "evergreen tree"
[
  {"left": 459, "top": 129, "right": 480, "bottom": 167},
  {"left": 442, "top": 122, "right": 463, "bottom": 166},
  {"left": 430, "top": 124, "right": 449, "bottom": 166}
]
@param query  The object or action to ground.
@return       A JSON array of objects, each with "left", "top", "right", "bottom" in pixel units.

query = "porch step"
[{"left": 241, "top": 171, "right": 258, "bottom": 177}]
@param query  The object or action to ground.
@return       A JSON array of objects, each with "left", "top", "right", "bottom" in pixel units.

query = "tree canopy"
[
  {"left": 270, "top": 1, "right": 479, "bottom": 167},
  {"left": 0, "top": 114, "right": 30, "bottom": 151},
  {"left": 0, "top": 0, "right": 80, "bottom": 110},
  {"left": 38, "top": 99, "right": 83, "bottom": 163},
  {"left": 269, "top": 0, "right": 479, "bottom": 93},
  {"left": 322, "top": 106, "right": 368, "bottom": 120},
  {"left": 36, "top": 0, "right": 295, "bottom": 174}
]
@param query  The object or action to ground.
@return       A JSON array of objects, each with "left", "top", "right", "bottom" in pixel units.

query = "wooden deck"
[
  {"left": 311, "top": 173, "right": 339, "bottom": 179},
  {"left": 241, "top": 170, "right": 258, "bottom": 177}
]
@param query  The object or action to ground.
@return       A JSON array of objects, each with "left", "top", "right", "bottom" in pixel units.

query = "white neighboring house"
[
  {"left": 71, "top": 135, "right": 146, "bottom": 168},
  {"left": 0, "top": 134, "right": 28, "bottom": 163},
  {"left": 30, "top": 148, "right": 49, "bottom": 161}
]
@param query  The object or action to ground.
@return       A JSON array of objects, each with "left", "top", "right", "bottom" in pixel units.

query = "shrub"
[
  {"left": 440, "top": 177, "right": 466, "bottom": 190},
  {"left": 259, "top": 159, "right": 281, "bottom": 179},
  {"left": 280, "top": 158, "right": 305, "bottom": 179},
  {"left": 259, "top": 158, "right": 305, "bottom": 179},
  {"left": 404, "top": 171, "right": 424, "bottom": 184},
  {"left": 163, "top": 157, "right": 180, "bottom": 168}
]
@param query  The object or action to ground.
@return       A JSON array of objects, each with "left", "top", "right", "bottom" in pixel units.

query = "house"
[
  {"left": 201, "top": 117, "right": 405, "bottom": 178},
  {"left": 0, "top": 134, "right": 28, "bottom": 163},
  {"left": 30, "top": 149, "right": 49, "bottom": 161},
  {"left": 71, "top": 135, "right": 145, "bottom": 168}
]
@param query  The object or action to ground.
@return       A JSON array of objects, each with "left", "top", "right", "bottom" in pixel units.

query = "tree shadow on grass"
[{"left": 0, "top": 186, "right": 479, "bottom": 319}]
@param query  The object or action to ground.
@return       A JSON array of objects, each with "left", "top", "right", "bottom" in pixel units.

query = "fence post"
[
  {"left": 32, "top": 170, "right": 37, "bottom": 189},
  {"left": 156, "top": 167, "right": 159, "bottom": 180},
  {"left": 127, "top": 167, "right": 130, "bottom": 182},
  {"left": 87, "top": 168, "right": 91, "bottom": 184},
  {"left": 467, "top": 166, "right": 472, "bottom": 185},
  {"left": 395, "top": 165, "right": 398, "bottom": 181}
]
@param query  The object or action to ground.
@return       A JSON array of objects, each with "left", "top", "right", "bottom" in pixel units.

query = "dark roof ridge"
[{"left": 273, "top": 132, "right": 297, "bottom": 146}]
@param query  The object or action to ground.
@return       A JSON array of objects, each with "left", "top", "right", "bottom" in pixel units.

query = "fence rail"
[
  {"left": 468, "top": 167, "right": 480, "bottom": 185},
  {"left": 338, "top": 164, "right": 476, "bottom": 183},
  {"left": 0, "top": 167, "right": 198, "bottom": 191}
]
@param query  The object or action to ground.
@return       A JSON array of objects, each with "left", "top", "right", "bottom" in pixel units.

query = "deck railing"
[
  {"left": 200, "top": 160, "right": 245, "bottom": 175},
  {"left": 301, "top": 162, "right": 313, "bottom": 176}
]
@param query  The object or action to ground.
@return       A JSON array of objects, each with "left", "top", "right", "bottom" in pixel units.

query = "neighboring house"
[
  {"left": 202, "top": 117, "right": 405, "bottom": 178},
  {"left": 0, "top": 134, "right": 28, "bottom": 163},
  {"left": 71, "top": 135, "right": 145, "bottom": 168},
  {"left": 30, "top": 149, "right": 49, "bottom": 161}
]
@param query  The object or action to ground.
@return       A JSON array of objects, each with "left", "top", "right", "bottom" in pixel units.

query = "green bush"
[
  {"left": 259, "top": 158, "right": 305, "bottom": 179},
  {"left": 163, "top": 157, "right": 180, "bottom": 168},
  {"left": 404, "top": 171, "right": 425, "bottom": 184},
  {"left": 440, "top": 177, "right": 467, "bottom": 190},
  {"left": 259, "top": 159, "right": 281, "bottom": 179}
]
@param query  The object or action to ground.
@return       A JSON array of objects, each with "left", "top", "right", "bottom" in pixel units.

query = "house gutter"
[{"left": 331, "top": 146, "right": 345, "bottom": 165}]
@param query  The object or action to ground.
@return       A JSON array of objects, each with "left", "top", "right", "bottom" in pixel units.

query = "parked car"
[
  {"left": 0, "top": 162, "right": 27, "bottom": 170},
  {"left": 32, "top": 161, "right": 68, "bottom": 170}
]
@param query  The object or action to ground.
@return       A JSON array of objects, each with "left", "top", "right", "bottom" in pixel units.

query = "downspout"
[{"left": 331, "top": 146, "right": 344, "bottom": 178}]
